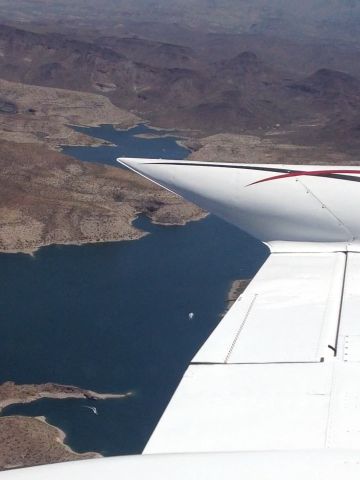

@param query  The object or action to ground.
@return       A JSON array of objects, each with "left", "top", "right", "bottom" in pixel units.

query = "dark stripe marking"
[
  {"left": 248, "top": 169, "right": 360, "bottom": 186},
  {"left": 147, "top": 162, "right": 360, "bottom": 186}
]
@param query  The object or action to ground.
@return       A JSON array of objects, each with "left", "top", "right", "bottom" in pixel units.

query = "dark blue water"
[
  {"left": 0, "top": 124, "right": 267, "bottom": 456},
  {"left": 62, "top": 124, "right": 190, "bottom": 166}
]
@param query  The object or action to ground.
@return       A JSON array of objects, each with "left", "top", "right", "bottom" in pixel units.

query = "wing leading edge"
[{"left": 118, "top": 158, "right": 360, "bottom": 249}]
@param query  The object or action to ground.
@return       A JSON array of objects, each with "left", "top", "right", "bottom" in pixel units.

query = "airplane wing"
[
  {"left": 117, "top": 158, "right": 360, "bottom": 248},
  {"left": 2, "top": 450, "right": 360, "bottom": 479},
  {"left": 4, "top": 158, "right": 360, "bottom": 479},
  {"left": 119, "top": 159, "right": 360, "bottom": 458}
]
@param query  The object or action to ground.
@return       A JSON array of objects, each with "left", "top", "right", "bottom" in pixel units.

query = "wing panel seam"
[
  {"left": 298, "top": 178, "right": 354, "bottom": 240},
  {"left": 224, "top": 294, "right": 258, "bottom": 364}
]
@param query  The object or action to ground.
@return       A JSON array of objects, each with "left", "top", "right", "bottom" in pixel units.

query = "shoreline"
[
  {"left": 0, "top": 415, "right": 101, "bottom": 471},
  {"left": 0, "top": 381, "right": 133, "bottom": 413},
  {"left": 36, "top": 415, "right": 102, "bottom": 458},
  {"left": 0, "top": 381, "right": 132, "bottom": 471},
  {"left": 0, "top": 120, "right": 205, "bottom": 256},
  {"left": 0, "top": 226, "right": 149, "bottom": 256},
  {"left": 223, "top": 278, "right": 251, "bottom": 314},
  {"left": 0, "top": 209, "right": 209, "bottom": 256},
  {"left": 0, "top": 78, "right": 141, "bottom": 150}
]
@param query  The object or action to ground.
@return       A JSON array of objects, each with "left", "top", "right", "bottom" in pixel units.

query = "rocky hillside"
[
  {"left": 1, "top": 23, "right": 360, "bottom": 144},
  {"left": 0, "top": 139, "right": 203, "bottom": 253}
]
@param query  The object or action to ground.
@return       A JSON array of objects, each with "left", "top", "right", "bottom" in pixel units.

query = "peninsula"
[{"left": 0, "top": 139, "right": 205, "bottom": 254}]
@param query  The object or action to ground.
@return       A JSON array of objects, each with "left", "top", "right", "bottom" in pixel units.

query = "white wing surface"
[
  {"left": 145, "top": 251, "right": 360, "bottom": 454},
  {"left": 2, "top": 451, "right": 360, "bottom": 480},
  {"left": 193, "top": 252, "right": 345, "bottom": 364},
  {"left": 119, "top": 159, "right": 360, "bottom": 459},
  {"left": 118, "top": 158, "right": 360, "bottom": 248}
]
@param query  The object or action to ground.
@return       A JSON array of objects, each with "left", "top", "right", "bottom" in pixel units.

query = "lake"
[
  {"left": 62, "top": 123, "right": 190, "bottom": 165},
  {"left": 0, "top": 124, "right": 267, "bottom": 456}
]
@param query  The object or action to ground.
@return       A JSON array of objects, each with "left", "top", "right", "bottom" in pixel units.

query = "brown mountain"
[
  {"left": 2, "top": 23, "right": 360, "bottom": 143},
  {"left": 95, "top": 36, "right": 200, "bottom": 70},
  {"left": 0, "top": 24, "right": 209, "bottom": 122},
  {"left": 289, "top": 69, "right": 360, "bottom": 99}
]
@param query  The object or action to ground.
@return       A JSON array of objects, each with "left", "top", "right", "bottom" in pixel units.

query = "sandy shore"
[
  {"left": 0, "top": 79, "right": 140, "bottom": 150},
  {"left": 0, "top": 139, "right": 205, "bottom": 254},
  {"left": 0, "top": 381, "right": 132, "bottom": 412},
  {"left": 0, "top": 77, "right": 209, "bottom": 255},
  {"left": 223, "top": 279, "right": 251, "bottom": 313},
  {"left": 0, "top": 381, "right": 132, "bottom": 471},
  {"left": 0, "top": 381, "right": 131, "bottom": 470},
  {"left": 188, "top": 131, "right": 360, "bottom": 165},
  {"left": 0, "top": 416, "right": 101, "bottom": 470}
]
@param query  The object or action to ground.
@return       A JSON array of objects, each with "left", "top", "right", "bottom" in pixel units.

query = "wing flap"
[
  {"left": 145, "top": 253, "right": 360, "bottom": 454},
  {"left": 194, "top": 252, "right": 346, "bottom": 364},
  {"left": 144, "top": 363, "right": 333, "bottom": 453}
]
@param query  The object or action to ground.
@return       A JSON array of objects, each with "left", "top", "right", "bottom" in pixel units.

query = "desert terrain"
[
  {"left": 1, "top": 19, "right": 360, "bottom": 254},
  {"left": 1, "top": 0, "right": 360, "bottom": 469},
  {"left": 0, "top": 139, "right": 204, "bottom": 253},
  {"left": 0, "top": 381, "right": 130, "bottom": 470}
]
